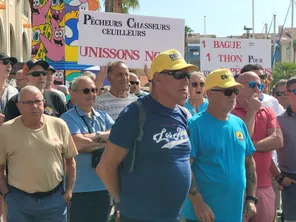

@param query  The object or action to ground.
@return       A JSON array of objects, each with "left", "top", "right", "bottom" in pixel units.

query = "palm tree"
[
  {"left": 105, "top": 0, "right": 139, "bottom": 13},
  {"left": 184, "top": 25, "right": 193, "bottom": 62}
]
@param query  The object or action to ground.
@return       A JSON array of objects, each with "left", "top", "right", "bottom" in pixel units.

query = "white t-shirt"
[
  {"left": 261, "top": 93, "right": 284, "bottom": 166},
  {"left": 94, "top": 92, "right": 138, "bottom": 121}
]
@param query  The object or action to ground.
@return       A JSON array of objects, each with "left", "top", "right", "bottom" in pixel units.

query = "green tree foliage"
[{"left": 272, "top": 62, "right": 296, "bottom": 87}]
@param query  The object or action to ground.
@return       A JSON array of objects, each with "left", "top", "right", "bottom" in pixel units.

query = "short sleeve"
[
  {"left": 109, "top": 104, "right": 138, "bottom": 150},
  {"left": 266, "top": 108, "right": 280, "bottom": 129},
  {"left": 60, "top": 113, "right": 82, "bottom": 135},
  {"left": 242, "top": 122, "right": 256, "bottom": 156},
  {"left": 188, "top": 118, "right": 198, "bottom": 158},
  {"left": 59, "top": 120, "right": 78, "bottom": 158}
]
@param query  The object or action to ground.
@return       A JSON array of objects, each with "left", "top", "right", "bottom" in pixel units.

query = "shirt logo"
[
  {"left": 236, "top": 131, "right": 244, "bottom": 142},
  {"left": 153, "top": 127, "right": 189, "bottom": 149}
]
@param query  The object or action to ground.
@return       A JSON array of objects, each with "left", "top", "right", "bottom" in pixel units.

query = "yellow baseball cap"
[
  {"left": 205, "top": 68, "right": 243, "bottom": 91},
  {"left": 149, "top": 49, "right": 198, "bottom": 79}
]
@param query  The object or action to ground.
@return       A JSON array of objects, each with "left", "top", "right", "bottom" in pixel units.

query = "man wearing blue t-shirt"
[
  {"left": 61, "top": 76, "right": 114, "bottom": 222},
  {"left": 182, "top": 68, "right": 257, "bottom": 222},
  {"left": 97, "top": 49, "right": 197, "bottom": 222}
]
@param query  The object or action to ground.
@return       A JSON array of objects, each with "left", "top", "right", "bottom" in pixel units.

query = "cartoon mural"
[{"left": 31, "top": 0, "right": 99, "bottom": 88}]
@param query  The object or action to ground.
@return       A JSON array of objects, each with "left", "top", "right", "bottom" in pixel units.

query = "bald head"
[
  {"left": 71, "top": 76, "right": 94, "bottom": 91},
  {"left": 236, "top": 71, "right": 260, "bottom": 83},
  {"left": 129, "top": 72, "right": 139, "bottom": 81},
  {"left": 18, "top": 85, "right": 43, "bottom": 102}
]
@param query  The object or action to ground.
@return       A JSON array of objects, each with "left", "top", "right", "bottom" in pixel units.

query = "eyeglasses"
[
  {"left": 75, "top": 88, "right": 98, "bottom": 94},
  {"left": 275, "top": 91, "right": 287, "bottom": 96},
  {"left": 191, "top": 82, "right": 205, "bottom": 88},
  {"left": 287, "top": 89, "right": 296, "bottom": 95},
  {"left": 18, "top": 99, "right": 44, "bottom": 105},
  {"left": 211, "top": 88, "right": 240, "bottom": 97},
  {"left": 26, "top": 71, "right": 47, "bottom": 77},
  {"left": 259, "top": 74, "right": 268, "bottom": 80},
  {"left": 130, "top": 81, "right": 139, "bottom": 85},
  {"left": 1, "top": 59, "right": 12, "bottom": 65},
  {"left": 160, "top": 71, "right": 191, "bottom": 80},
  {"left": 248, "top": 81, "right": 264, "bottom": 91}
]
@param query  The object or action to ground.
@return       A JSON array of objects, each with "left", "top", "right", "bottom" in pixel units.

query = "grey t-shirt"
[
  {"left": 277, "top": 109, "right": 296, "bottom": 174},
  {"left": 94, "top": 92, "right": 138, "bottom": 121}
]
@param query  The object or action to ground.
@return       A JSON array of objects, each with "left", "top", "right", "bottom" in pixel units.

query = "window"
[{"left": 22, "top": 0, "right": 29, "bottom": 17}]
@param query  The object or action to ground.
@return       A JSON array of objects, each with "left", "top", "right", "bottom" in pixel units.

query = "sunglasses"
[
  {"left": 259, "top": 74, "right": 268, "bottom": 80},
  {"left": 1, "top": 59, "right": 12, "bottom": 65},
  {"left": 275, "top": 91, "right": 287, "bottom": 96},
  {"left": 287, "top": 89, "right": 296, "bottom": 95},
  {"left": 191, "top": 82, "right": 205, "bottom": 88},
  {"left": 130, "top": 81, "right": 139, "bottom": 85},
  {"left": 26, "top": 71, "right": 47, "bottom": 77},
  {"left": 211, "top": 88, "right": 240, "bottom": 97},
  {"left": 18, "top": 99, "right": 44, "bottom": 105},
  {"left": 248, "top": 81, "right": 264, "bottom": 91},
  {"left": 160, "top": 71, "right": 191, "bottom": 80},
  {"left": 76, "top": 88, "right": 98, "bottom": 94}
]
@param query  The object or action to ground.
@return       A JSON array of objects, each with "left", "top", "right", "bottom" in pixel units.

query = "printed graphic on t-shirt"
[{"left": 153, "top": 127, "right": 189, "bottom": 149}]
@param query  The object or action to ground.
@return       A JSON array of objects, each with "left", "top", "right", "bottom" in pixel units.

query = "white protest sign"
[
  {"left": 200, "top": 38, "right": 272, "bottom": 75},
  {"left": 78, "top": 11, "right": 185, "bottom": 68}
]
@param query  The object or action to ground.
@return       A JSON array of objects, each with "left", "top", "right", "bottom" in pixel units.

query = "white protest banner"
[
  {"left": 78, "top": 11, "right": 185, "bottom": 68},
  {"left": 200, "top": 38, "right": 272, "bottom": 75}
]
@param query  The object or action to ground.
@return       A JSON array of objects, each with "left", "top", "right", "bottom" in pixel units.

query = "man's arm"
[
  {"left": 0, "top": 165, "right": 9, "bottom": 197},
  {"left": 254, "top": 128, "right": 283, "bottom": 152},
  {"left": 243, "top": 93, "right": 261, "bottom": 136},
  {"left": 63, "top": 157, "right": 76, "bottom": 202},
  {"left": 245, "top": 156, "right": 257, "bottom": 197},
  {"left": 269, "top": 159, "right": 296, "bottom": 188},
  {"left": 96, "top": 141, "right": 129, "bottom": 202},
  {"left": 94, "top": 66, "right": 108, "bottom": 95},
  {"left": 72, "top": 133, "right": 108, "bottom": 153},
  {"left": 188, "top": 158, "right": 215, "bottom": 222}
]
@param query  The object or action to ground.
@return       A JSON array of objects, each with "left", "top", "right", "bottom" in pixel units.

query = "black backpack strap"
[{"left": 129, "top": 100, "right": 146, "bottom": 173}]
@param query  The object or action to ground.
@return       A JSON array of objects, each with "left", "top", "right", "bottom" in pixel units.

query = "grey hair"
[
  {"left": 82, "top": 71, "right": 96, "bottom": 81},
  {"left": 190, "top": 71, "right": 206, "bottom": 79},
  {"left": 18, "top": 85, "right": 43, "bottom": 102},
  {"left": 70, "top": 76, "right": 93, "bottom": 91}
]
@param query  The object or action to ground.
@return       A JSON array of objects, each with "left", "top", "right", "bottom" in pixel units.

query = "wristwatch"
[
  {"left": 246, "top": 196, "right": 258, "bottom": 204},
  {"left": 96, "top": 132, "right": 102, "bottom": 142}
]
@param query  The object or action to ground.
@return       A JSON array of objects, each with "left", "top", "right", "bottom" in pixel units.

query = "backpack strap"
[{"left": 129, "top": 100, "right": 146, "bottom": 173}]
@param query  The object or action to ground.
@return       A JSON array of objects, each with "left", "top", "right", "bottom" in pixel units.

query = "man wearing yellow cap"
[
  {"left": 97, "top": 49, "right": 196, "bottom": 222},
  {"left": 182, "top": 68, "right": 257, "bottom": 222}
]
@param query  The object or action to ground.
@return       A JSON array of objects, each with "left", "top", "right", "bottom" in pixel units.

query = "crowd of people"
[{"left": 0, "top": 49, "right": 295, "bottom": 222}]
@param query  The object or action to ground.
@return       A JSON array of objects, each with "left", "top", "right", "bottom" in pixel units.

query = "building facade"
[{"left": 0, "top": 0, "right": 31, "bottom": 65}]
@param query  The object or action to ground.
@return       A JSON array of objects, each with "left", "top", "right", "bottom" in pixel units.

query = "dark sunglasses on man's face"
[
  {"left": 1, "top": 59, "right": 12, "bottom": 65},
  {"left": 287, "top": 89, "right": 296, "bottom": 95},
  {"left": 77, "top": 88, "right": 98, "bottom": 94},
  {"left": 249, "top": 81, "right": 264, "bottom": 91},
  {"left": 275, "top": 91, "right": 287, "bottom": 97},
  {"left": 191, "top": 82, "right": 205, "bottom": 88},
  {"left": 26, "top": 71, "right": 47, "bottom": 77},
  {"left": 259, "top": 74, "right": 268, "bottom": 80},
  {"left": 211, "top": 88, "right": 240, "bottom": 97},
  {"left": 130, "top": 81, "right": 139, "bottom": 85},
  {"left": 160, "top": 71, "right": 191, "bottom": 80}
]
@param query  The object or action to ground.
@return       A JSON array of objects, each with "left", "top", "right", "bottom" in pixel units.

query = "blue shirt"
[
  {"left": 184, "top": 98, "right": 208, "bottom": 116},
  {"left": 109, "top": 95, "right": 191, "bottom": 222},
  {"left": 61, "top": 106, "right": 114, "bottom": 192},
  {"left": 182, "top": 111, "right": 255, "bottom": 222}
]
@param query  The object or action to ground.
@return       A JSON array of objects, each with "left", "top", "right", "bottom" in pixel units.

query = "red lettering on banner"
[
  {"left": 229, "top": 68, "right": 241, "bottom": 74},
  {"left": 218, "top": 54, "right": 242, "bottom": 63},
  {"left": 144, "top": 51, "right": 160, "bottom": 61},
  {"left": 214, "top": 41, "right": 241, "bottom": 49},
  {"left": 79, "top": 46, "right": 140, "bottom": 60}
]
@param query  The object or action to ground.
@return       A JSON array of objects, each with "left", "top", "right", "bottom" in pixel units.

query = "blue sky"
[{"left": 130, "top": 0, "right": 294, "bottom": 37}]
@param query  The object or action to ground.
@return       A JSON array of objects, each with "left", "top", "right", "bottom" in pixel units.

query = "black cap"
[
  {"left": 0, "top": 53, "right": 18, "bottom": 66},
  {"left": 47, "top": 65, "right": 56, "bottom": 73},
  {"left": 22, "top": 59, "right": 49, "bottom": 75}
]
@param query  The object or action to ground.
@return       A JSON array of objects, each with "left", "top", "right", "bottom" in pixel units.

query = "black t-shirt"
[{"left": 4, "top": 91, "right": 68, "bottom": 121}]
